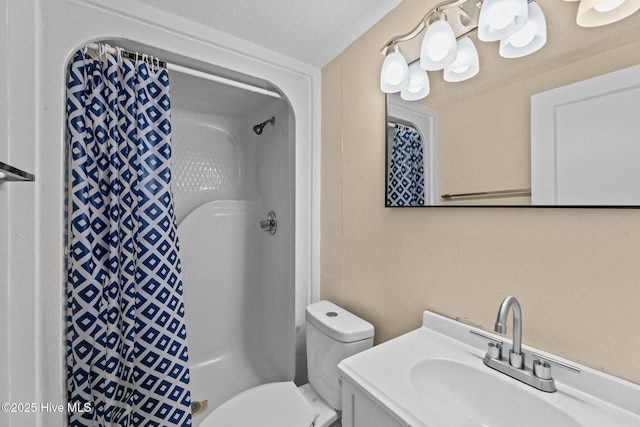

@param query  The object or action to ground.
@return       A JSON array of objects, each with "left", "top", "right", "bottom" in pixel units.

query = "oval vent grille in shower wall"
[{"left": 171, "top": 119, "right": 240, "bottom": 195}]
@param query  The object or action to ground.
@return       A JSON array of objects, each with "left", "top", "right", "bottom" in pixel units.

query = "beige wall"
[{"left": 321, "top": 0, "right": 640, "bottom": 384}]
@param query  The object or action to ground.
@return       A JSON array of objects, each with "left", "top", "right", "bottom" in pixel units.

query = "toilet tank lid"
[{"left": 306, "top": 301, "right": 374, "bottom": 343}]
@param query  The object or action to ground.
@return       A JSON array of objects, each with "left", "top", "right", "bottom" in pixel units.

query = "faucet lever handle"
[
  {"left": 532, "top": 352, "right": 581, "bottom": 374},
  {"left": 533, "top": 360, "right": 552, "bottom": 380},
  {"left": 487, "top": 342, "right": 502, "bottom": 359},
  {"left": 470, "top": 330, "right": 504, "bottom": 360}
]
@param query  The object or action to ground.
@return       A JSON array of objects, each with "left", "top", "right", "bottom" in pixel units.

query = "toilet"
[{"left": 199, "top": 300, "right": 374, "bottom": 427}]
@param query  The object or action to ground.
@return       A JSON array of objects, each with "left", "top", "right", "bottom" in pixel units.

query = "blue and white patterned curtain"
[
  {"left": 387, "top": 124, "right": 426, "bottom": 206},
  {"left": 65, "top": 47, "right": 192, "bottom": 426}
]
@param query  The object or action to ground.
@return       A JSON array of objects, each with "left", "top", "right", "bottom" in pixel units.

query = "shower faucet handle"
[{"left": 260, "top": 211, "right": 277, "bottom": 235}]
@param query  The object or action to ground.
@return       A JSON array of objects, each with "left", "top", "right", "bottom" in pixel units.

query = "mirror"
[{"left": 385, "top": 1, "right": 640, "bottom": 207}]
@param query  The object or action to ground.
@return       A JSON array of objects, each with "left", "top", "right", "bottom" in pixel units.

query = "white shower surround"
[
  {"left": 171, "top": 75, "right": 298, "bottom": 421},
  {"left": 0, "top": 1, "right": 320, "bottom": 426}
]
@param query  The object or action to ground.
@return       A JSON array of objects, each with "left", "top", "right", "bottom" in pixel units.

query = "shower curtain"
[
  {"left": 65, "top": 48, "right": 192, "bottom": 426},
  {"left": 387, "top": 124, "right": 426, "bottom": 206}
]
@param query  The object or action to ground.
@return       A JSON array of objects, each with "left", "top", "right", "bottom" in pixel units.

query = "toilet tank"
[{"left": 305, "top": 301, "right": 374, "bottom": 410}]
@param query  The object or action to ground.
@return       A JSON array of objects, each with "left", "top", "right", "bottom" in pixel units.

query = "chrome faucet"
[
  {"left": 494, "top": 296, "right": 523, "bottom": 368},
  {"left": 479, "top": 296, "right": 558, "bottom": 392}
]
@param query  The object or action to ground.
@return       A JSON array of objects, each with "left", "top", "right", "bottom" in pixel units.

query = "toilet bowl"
[{"left": 199, "top": 301, "right": 374, "bottom": 427}]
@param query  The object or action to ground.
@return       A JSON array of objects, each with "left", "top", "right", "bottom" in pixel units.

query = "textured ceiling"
[{"left": 132, "top": 0, "right": 403, "bottom": 67}]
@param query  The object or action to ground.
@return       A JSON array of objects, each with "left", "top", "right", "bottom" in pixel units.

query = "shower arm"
[{"left": 253, "top": 116, "right": 276, "bottom": 135}]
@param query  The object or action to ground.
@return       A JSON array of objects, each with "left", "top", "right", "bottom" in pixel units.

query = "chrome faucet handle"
[
  {"left": 533, "top": 359, "right": 552, "bottom": 380},
  {"left": 469, "top": 330, "right": 503, "bottom": 359},
  {"left": 487, "top": 342, "right": 502, "bottom": 359},
  {"left": 532, "top": 352, "right": 581, "bottom": 374}
]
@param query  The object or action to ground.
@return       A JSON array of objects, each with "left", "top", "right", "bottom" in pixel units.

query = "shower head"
[{"left": 253, "top": 116, "right": 275, "bottom": 135}]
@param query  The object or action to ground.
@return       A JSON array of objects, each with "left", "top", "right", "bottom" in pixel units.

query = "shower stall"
[
  {"left": 169, "top": 69, "right": 297, "bottom": 421},
  {"left": 63, "top": 43, "right": 299, "bottom": 424}
]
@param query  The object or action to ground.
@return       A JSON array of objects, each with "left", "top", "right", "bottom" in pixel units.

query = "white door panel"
[{"left": 531, "top": 64, "right": 640, "bottom": 205}]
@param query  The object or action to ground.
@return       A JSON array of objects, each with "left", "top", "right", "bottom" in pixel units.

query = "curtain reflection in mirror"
[{"left": 386, "top": 124, "right": 425, "bottom": 206}]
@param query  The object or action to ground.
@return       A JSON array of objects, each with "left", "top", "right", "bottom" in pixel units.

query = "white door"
[{"left": 531, "top": 64, "right": 640, "bottom": 205}]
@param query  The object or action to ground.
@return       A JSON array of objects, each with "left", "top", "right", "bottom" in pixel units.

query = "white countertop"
[{"left": 338, "top": 310, "right": 640, "bottom": 427}]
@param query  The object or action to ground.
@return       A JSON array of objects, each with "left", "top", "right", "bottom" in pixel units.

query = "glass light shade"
[
  {"left": 380, "top": 46, "right": 410, "bottom": 93},
  {"left": 420, "top": 20, "right": 458, "bottom": 71},
  {"left": 477, "top": 0, "right": 529, "bottom": 42},
  {"left": 576, "top": 0, "right": 640, "bottom": 26},
  {"left": 401, "top": 62, "right": 431, "bottom": 100},
  {"left": 499, "top": 2, "right": 547, "bottom": 58},
  {"left": 444, "top": 38, "right": 480, "bottom": 82}
]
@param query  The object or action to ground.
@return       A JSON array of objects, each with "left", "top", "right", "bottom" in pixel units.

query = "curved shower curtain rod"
[{"left": 85, "top": 42, "right": 282, "bottom": 99}]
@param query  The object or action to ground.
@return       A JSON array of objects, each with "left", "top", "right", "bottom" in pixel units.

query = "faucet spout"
[{"left": 495, "top": 296, "right": 522, "bottom": 356}]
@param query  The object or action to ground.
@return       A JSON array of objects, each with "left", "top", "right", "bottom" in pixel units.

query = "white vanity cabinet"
[{"left": 340, "top": 377, "right": 406, "bottom": 427}]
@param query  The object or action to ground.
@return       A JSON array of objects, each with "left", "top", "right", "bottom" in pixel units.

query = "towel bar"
[
  {"left": 441, "top": 188, "right": 530, "bottom": 200},
  {"left": 0, "top": 161, "right": 35, "bottom": 183}
]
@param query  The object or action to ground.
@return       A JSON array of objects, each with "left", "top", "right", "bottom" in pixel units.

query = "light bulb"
[
  {"left": 426, "top": 34, "right": 450, "bottom": 61},
  {"left": 478, "top": 0, "right": 529, "bottom": 42},
  {"left": 444, "top": 37, "right": 479, "bottom": 83},
  {"left": 499, "top": 2, "right": 547, "bottom": 58},
  {"left": 385, "top": 62, "right": 406, "bottom": 85},
  {"left": 420, "top": 20, "right": 457, "bottom": 71},
  {"left": 594, "top": 0, "right": 625, "bottom": 11},
  {"left": 380, "top": 45, "right": 410, "bottom": 93},
  {"left": 401, "top": 62, "right": 430, "bottom": 101},
  {"left": 487, "top": 2, "right": 520, "bottom": 29},
  {"left": 451, "top": 64, "right": 470, "bottom": 74},
  {"left": 577, "top": 0, "right": 640, "bottom": 26},
  {"left": 508, "top": 22, "right": 536, "bottom": 47}
]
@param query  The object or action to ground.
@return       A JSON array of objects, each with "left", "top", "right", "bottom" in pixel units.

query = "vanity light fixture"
[
  {"left": 380, "top": 44, "right": 410, "bottom": 93},
  {"left": 420, "top": 15, "right": 458, "bottom": 70},
  {"left": 564, "top": 0, "right": 640, "bottom": 27},
  {"left": 499, "top": 1, "right": 547, "bottom": 58},
  {"left": 477, "top": 0, "right": 529, "bottom": 41},
  {"left": 402, "top": 62, "right": 431, "bottom": 100},
  {"left": 380, "top": 0, "right": 547, "bottom": 100},
  {"left": 444, "top": 37, "right": 480, "bottom": 82}
]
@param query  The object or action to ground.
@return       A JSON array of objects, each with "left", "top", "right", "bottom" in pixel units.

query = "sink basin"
[
  {"left": 410, "top": 359, "right": 580, "bottom": 427},
  {"left": 338, "top": 310, "right": 640, "bottom": 427}
]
